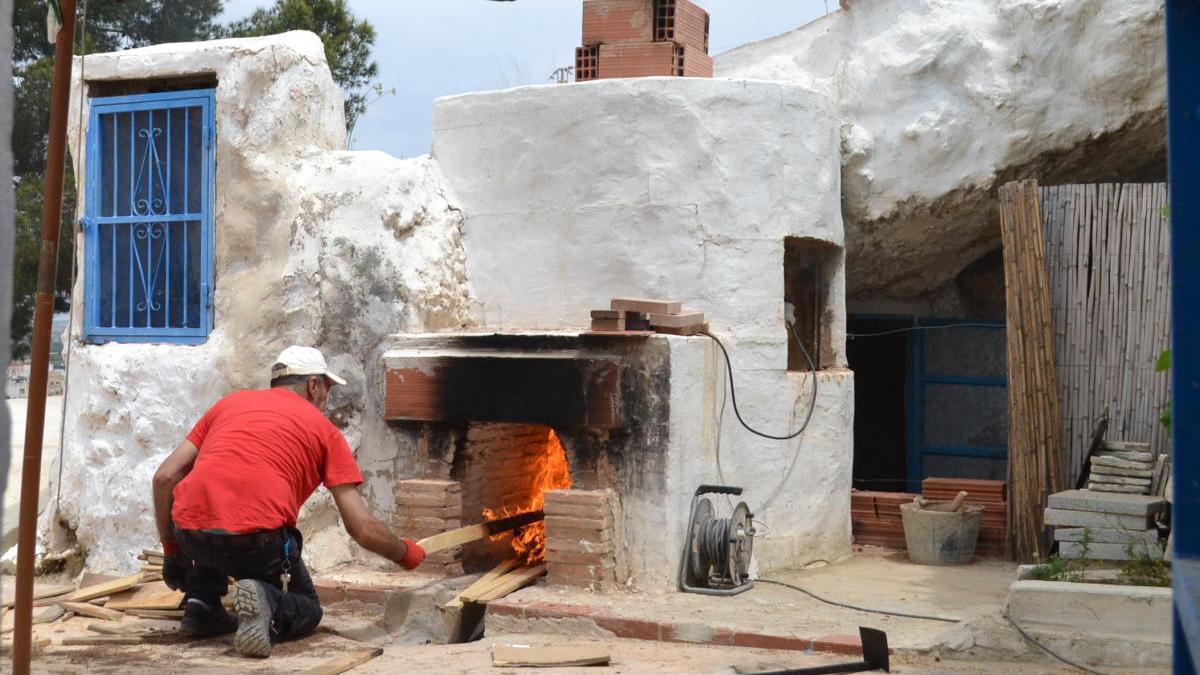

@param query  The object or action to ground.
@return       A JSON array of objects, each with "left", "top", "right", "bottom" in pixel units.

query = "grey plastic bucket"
[{"left": 899, "top": 502, "right": 984, "bottom": 565}]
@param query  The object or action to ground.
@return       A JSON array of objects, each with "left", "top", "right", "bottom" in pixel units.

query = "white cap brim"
[{"left": 271, "top": 366, "right": 347, "bottom": 386}]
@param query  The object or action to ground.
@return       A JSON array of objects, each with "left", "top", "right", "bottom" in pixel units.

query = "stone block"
[
  {"left": 1006, "top": 580, "right": 1171, "bottom": 642},
  {"left": 1088, "top": 474, "right": 1152, "bottom": 487},
  {"left": 1087, "top": 482, "right": 1148, "bottom": 494},
  {"left": 1095, "top": 450, "right": 1154, "bottom": 463},
  {"left": 1091, "top": 456, "right": 1154, "bottom": 471},
  {"left": 1059, "top": 541, "right": 1163, "bottom": 561},
  {"left": 1044, "top": 508, "right": 1150, "bottom": 530},
  {"left": 1046, "top": 489, "right": 1166, "bottom": 516},
  {"left": 1090, "top": 464, "right": 1154, "bottom": 478},
  {"left": 1100, "top": 440, "right": 1152, "bottom": 454},
  {"left": 1054, "top": 527, "right": 1159, "bottom": 545}
]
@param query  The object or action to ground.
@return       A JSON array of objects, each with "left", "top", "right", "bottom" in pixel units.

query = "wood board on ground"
[{"left": 492, "top": 642, "right": 612, "bottom": 667}]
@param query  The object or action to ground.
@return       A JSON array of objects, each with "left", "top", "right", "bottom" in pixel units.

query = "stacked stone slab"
[
  {"left": 544, "top": 488, "right": 622, "bottom": 591},
  {"left": 1045, "top": 489, "right": 1166, "bottom": 560},
  {"left": 394, "top": 479, "right": 464, "bottom": 575},
  {"left": 1087, "top": 441, "right": 1155, "bottom": 494}
]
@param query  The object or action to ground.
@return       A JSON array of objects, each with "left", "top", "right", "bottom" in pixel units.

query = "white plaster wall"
[
  {"left": 433, "top": 78, "right": 854, "bottom": 584},
  {"left": 433, "top": 77, "right": 846, "bottom": 369},
  {"left": 718, "top": 0, "right": 1166, "bottom": 297},
  {"left": 649, "top": 337, "right": 852, "bottom": 589},
  {"left": 50, "top": 33, "right": 473, "bottom": 573}
]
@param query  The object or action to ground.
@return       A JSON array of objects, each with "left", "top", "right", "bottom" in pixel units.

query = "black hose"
[
  {"left": 755, "top": 578, "right": 960, "bottom": 623},
  {"left": 701, "top": 324, "right": 818, "bottom": 441}
]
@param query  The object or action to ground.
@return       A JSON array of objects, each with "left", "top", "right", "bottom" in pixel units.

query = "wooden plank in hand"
[
  {"left": 447, "top": 559, "right": 521, "bottom": 607},
  {"left": 475, "top": 564, "right": 547, "bottom": 603},
  {"left": 493, "top": 642, "right": 611, "bottom": 667},
  {"left": 417, "top": 511, "right": 544, "bottom": 555},
  {"left": 300, "top": 647, "right": 384, "bottom": 675},
  {"left": 66, "top": 573, "right": 143, "bottom": 603}
]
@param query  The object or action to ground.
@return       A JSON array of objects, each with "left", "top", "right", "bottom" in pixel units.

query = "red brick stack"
[
  {"left": 393, "top": 479, "right": 464, "bottom": 576},
  {"left": 922, "top": 478, "right": 1007, "bottom": 557},
  {"left": 544, "top": 488, "right": 621, "bottom": 592},
  {"left": 575, "top": 0, "right": 712, "bottom": 82},
  {"left": 850, "top": 490, "right": 917, "bottom": 549}
]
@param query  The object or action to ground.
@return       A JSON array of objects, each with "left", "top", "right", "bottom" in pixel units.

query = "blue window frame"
[{"left": 83, "top": 89, "right": 215, "bottom": 344}]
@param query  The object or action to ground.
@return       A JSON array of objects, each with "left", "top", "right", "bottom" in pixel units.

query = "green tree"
[
  {"left": 9, "top": 0, "right": 224, "bottom": 359},
  {"left": 223, "top": 0, "right": 379, "bottom": 134}
]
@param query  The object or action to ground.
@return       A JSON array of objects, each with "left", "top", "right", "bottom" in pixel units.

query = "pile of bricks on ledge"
[
  {"left": 575, "top": 0, "right": 712, "bottom": 81},
  {"left": 590, "top": 297, "right": 706, "bottom": 335},
  {"left": 851, "top": 478, "right": 1007, "bottom": 557},
  {"left": 394, "top": 478, "right": 465, "bottom": 576},
  {"left": 545, "top": 488, "right": 623, "bottom": 591}
]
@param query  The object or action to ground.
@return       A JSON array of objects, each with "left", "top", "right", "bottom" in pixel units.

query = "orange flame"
[{"left": 482, "top": 428, "right": 572, "bottom": 563}]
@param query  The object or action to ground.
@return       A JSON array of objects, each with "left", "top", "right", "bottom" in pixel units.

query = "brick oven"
[{"left": 384, "top": 332, "right": 666, "bottom": 591}]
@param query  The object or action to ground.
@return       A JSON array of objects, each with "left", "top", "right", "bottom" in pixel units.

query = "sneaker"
[
  {"left": 232, "top": 580, "right": 274, "bottom": 658},
  {"left": 180, "top": 597, "right": 237, "bottom": 637}
]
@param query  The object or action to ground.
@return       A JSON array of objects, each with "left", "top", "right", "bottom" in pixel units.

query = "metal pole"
[
  {"left": 1167, "top": 1, "right": 1200, "bottom": 672},
  {"left": 12, "top": 1, "right": 76, "bottom": 671}
]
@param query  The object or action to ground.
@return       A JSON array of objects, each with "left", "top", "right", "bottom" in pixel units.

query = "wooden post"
[
  {"left": 12, "top": 2, "right": 77, "bottom": 672},
  {"left": 999, "top": 179, "right": 1066, "bottom": 562}
]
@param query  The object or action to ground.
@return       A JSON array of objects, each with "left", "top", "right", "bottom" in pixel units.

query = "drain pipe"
[{"left": 11, "top": 1, "right": 77, "bottom": 672}]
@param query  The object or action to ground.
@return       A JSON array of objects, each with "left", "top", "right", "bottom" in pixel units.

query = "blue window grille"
[{"left": 83, "top": 89, "right": 215, "bottom": 344}]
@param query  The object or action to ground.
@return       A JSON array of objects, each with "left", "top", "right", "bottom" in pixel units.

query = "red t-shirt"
[{"left": 172, "top": 388, "right": 363, "bottom": 533}]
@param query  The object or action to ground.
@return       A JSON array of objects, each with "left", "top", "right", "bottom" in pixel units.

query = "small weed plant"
[
  {"left": 1119, "top": 543, "right": 1171, "bottom": 587},
  {"left": 1032, "top": 528, "right": 1093, "bottom": 582}
]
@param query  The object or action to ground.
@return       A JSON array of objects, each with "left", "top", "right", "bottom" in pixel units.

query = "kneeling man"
[{"left": 153, "top": 346, "right": 426, "bottom": 657}]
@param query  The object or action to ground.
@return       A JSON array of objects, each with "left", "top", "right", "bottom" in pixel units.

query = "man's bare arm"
[
  {"left": 330, "top": 483, "right": 415, "bottom": 564},
  {"left": 152, "top": 440, "right": 200, "bottom": 554}
]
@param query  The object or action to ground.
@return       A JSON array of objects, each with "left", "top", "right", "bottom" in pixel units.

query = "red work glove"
[{"left": 398, "top": 538, "right": 426, "bottom": 570}]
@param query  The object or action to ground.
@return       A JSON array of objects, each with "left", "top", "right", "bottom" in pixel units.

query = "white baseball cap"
[{"left": 271, "top": 346, "right": 347, "bottom": 386}]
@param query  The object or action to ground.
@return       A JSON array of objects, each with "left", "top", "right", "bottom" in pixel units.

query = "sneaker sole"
[{"left": 233, "top": 580, "right": 272, "bottom": 658}]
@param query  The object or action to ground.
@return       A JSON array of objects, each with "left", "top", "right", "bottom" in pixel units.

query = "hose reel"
[{"left": 678, "top": 484, "right": 755, "bottom": 596}]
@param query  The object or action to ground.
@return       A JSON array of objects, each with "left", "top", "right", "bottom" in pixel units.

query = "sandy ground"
[
  {"left": 490, "top": 548, "right": 1022, "bottom": 656},
  {"left": 1, "top": 605, "right": 1160, "bottom": 675}
]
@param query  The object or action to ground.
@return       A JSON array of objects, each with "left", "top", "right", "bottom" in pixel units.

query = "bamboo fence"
[
  {"left": 999, "top": 179, "right": 1065, "bottom": 562},
  {"left": 1040, "top": 183, "right": 1172, "bottom": 486}
]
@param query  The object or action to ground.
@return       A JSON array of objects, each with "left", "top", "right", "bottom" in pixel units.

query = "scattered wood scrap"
[
  {"left": 300, "top": 647, "right": 384, "bottom": 675},
  {"left": 417, "top": 510, "right": 544, "bottom": 555},
  {"left": 106, "top": 580, "right": 183, "bottom": 611},
  {"left": 126, "top": 609, "right": 184, "bottom": 620},
  {"left": 492, "top": 642, "right": 611, "bottom": 667},
  {"left": 60, "top": 602, "right": 123, "bottom": 621},
  {"left": 87, "top": 621, "right": 179, "bottom": 637},
  {"left": 1, "top": 605, "right": 66, "bottom": 634},
  {"left": 1, "top": 584, "right": 74, "bottom": 609},
  {"left": 66, "top": 573, "right": 143, "bottom": 603},
  {"left": 446, "top": 559, "right": 521, "bottom": 608},
  {"left": 474, "top": 564, "right": 547, "bottom": 603}
]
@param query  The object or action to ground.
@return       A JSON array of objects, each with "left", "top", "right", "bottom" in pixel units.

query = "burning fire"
[{"left": 482, "top": 428, "right": 572, "bottom": 563}]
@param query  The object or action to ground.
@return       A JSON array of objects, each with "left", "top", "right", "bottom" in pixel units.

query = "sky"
[{"left": 220, "top": 1, "right": 832, "bottom": 158}]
